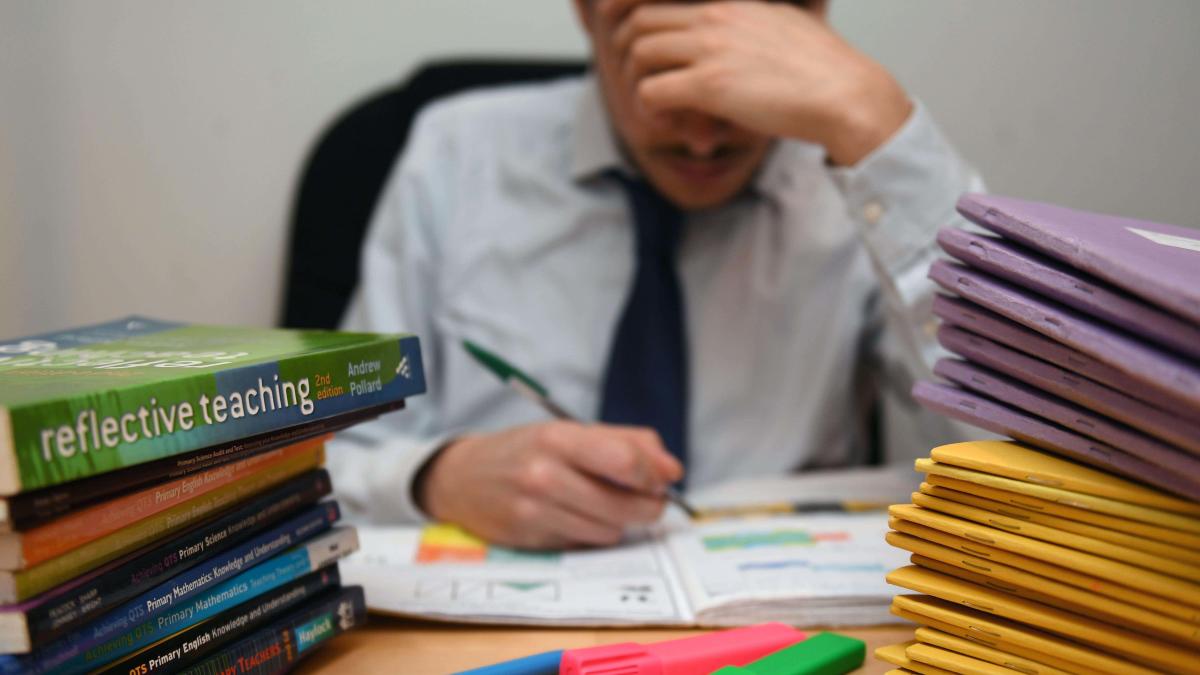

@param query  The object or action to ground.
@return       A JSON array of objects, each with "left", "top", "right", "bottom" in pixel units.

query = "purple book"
[
  {"left": 937, "top": 228, "right": 1200, "bottom": 359},
  {"left": 937, "top": 324, "right": 1200, "bottom": 456},
  {"left": 934, "top": 357, "right": 1200, "bottom": 486},
  {"left": 912, "top": 380, "right": 1200, "bottom": 500},
  {"left": 929, "top": 259, "right": 1200, "bottom": 412},
  {"left": 931, "top": 294, "right": 1197, "bottom": 419},
  {"left": 956, "top": 193, "right": 1200, "bottom": 324}
]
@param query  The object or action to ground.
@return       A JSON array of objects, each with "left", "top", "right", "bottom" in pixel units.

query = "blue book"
[
  {"left": 179, "top": 585, "right": 366, "bottom": 675},
  {"left": 0, "top": 519, "right": 357, "bottom": 674},
  {"left": 102, "top": 567, "right": 342, "bottom": 675}
]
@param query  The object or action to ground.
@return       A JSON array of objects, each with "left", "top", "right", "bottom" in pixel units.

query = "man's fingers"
[
  {"left": 612, "top": 3, "right": 704, "bottom": 58},
  {"left": 540, "top": 424, "right": 661, "bottom": 492},
  {"left": 637, "top": 66, "right": 714, "bottom": 115},
  {"left": 511, "top": 496, "right": 624, "bottom": 548},
  {"left": 606, "top": 426, "right": 684, "bottom": 484},
  {"left": 541, "top": 461, "right": 668, "bottom": 528},
  {"left": 595, "top": 0, "right": 643, "bottom": 29},
  {"left": 621, "top": 31, "right": 707, "bottom": 86}
]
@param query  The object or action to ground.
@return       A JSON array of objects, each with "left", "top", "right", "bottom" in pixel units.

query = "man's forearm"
[{"left": 831, "top": 102, "right": 985, "bottom": 382}]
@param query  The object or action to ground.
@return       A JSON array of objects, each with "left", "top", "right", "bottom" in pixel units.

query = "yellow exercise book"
[
  {"left": 887, "top": 530, "right": 1200, "bottom": 643},
  {"left": 886, "top": 565, "right": 1199, "bottom": 673},
  {"left": 916, "top": 475, "right": 1200, "bottom": 550},
  {"left": 915, "top": 459, "right": 1200, "bottom": 533},
  {"left": 924, "top": 473, "right": 1200, "bottom": 548},
  {"left": 888, "top": 517, "right": 1200, "bottom": 623},
  {"left": 875, "top": 641, "right": 955, "bottom": 675},
  {"left": 910, "top": 552, "right": 1199, "bottom": 645},
  {"left": 905, "top": 641, "right": 1015, "bottom": 675},
  {"left": 913, "top": 627, "right": 1073, "bottom": 675},
  {"left": 928, "top": 441, "right": 1200, "bottom": 515},
  {"left": 910, "top": 491, "right": 1200, "bottom": 580},
  {"left": 921, "top": 481, "right": 1200, "bottom": 564},
  {"left": 888, "top": 505, "right": 1200, "bottom": 607},
  {"left": 891, "top": 595, "right": 1156, "bottom": 675}
]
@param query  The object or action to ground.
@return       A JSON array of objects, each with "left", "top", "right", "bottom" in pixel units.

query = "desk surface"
[{"left": 299, "top": 616, "right": 911, "bottom": 674}]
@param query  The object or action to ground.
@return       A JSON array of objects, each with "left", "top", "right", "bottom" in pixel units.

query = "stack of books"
[
  {"left": 0, "top": 317, "right": 425, "bottom": 674},
  {"left": 873, "top": 194, "right": 1200, "bottom": 674}
]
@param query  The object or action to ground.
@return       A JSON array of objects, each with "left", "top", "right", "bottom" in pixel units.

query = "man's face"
[{"left": 576, "top": 1, "right": 824, "bottom": 210}]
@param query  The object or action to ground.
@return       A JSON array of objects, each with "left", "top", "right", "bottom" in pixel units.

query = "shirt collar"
[
  {"left": 570, "top": 75, "right": 628, "bottom": 182},
  {"left": 569, "top": 74, "right": 822, "bottom": 194}
]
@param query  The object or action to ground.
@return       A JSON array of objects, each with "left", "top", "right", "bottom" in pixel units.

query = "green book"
[{"left": 0, "top": 317, "right": 425, "bottom": 493}]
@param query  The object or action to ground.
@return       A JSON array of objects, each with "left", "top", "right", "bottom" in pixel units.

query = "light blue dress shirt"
[{"left": 328, "top": 75, "right": 984, "bottom": 523}]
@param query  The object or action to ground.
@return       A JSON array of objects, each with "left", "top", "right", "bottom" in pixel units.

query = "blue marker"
[{"left": 454, "top": 649, "right": 563, "bottom": 675}]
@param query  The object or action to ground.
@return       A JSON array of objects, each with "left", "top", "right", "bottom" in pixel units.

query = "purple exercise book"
[
  {"left": 937, "top": 228, "right": 1200, "bottom": 359},
  {"left": 936, "top": 323, "right": 1200, "bottom": 456},
  {"left": 933, "top": 357, "right": 1200, "bottom": 489},
  {"left": 956, "top": 193, "right": 1200, "bottom": 324},
  {"left": 929, "top": 259, "right": 1200, "bottom": 412},
  {"left": 911, "top": 380, "right": 1200, "bottom": 500},
  {"left": 931, "top": 294, "right": 1197, "bottom": 420}
]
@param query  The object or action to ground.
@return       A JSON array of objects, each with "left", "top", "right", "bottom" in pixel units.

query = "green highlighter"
[{"left": 710, "top": 632, "right": 865, "bottom": 675}]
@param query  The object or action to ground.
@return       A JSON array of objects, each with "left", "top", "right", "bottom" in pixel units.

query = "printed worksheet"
[
  {"left": 665, "top": 513, "right": 907, "bottom": 626},
  {"left": 341, "top": 509, "right": 906, "bottom": 626},
  {"left": 341, "top": 523, "right": 690, "bottom": 625}
]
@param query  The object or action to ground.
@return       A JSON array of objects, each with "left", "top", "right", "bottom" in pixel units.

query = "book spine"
[
  {"left": 9, "top": 439, "right": 321, "bottom": 568},
  {"left": 15, "top": 503, "right": 341, "bottom": 666},
  {"left": 180, "top": 585, "right": 367, "bottom": 675},
  {"left": 22, "top": 470, "right": 331, "bottom": 647},
  {"left": 107, "top": 567, "right": 341, "bottom": 675},
  {"left": 9, "top": 446, "right": 322, "bottom": 598},
  {"left": 0, "top": 527, "right": 359, "bottom": 674},
  {"left": 2, "top": 401, "right": 397, "bottom": 531},
  {"left": 4, "top": 333, "right": 424, "bottom": 492}
]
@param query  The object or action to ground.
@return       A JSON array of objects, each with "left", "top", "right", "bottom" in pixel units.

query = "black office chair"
[{"left": 281, "top": 58, "right": 589, "bottom": 330}]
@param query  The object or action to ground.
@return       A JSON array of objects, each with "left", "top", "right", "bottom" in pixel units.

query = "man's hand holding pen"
[{"left": 416, "top": 421, "right": 682, "bottom": 549}]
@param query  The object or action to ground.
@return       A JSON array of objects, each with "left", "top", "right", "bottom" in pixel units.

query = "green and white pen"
[{"left": 463, "top": 339, "right": 699, "bottom": 519}]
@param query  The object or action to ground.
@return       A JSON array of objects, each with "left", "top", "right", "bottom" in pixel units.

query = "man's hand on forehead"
[{"left": 595, "top": 0, "right": 912, "bottom": 166}]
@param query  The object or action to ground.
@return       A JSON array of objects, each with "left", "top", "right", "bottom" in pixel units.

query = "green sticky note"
[{"left": 710, "top": 632, "right": 866, "bottom": 675}]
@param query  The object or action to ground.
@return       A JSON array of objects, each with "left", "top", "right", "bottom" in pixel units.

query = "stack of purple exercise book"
[{"left": 915, "top": 193, "right": 1200, "bottom": 502}]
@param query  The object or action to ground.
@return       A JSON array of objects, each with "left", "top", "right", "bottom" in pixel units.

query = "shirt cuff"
[
  {"left": 829, "top": 101, "right": 980, "bottom": 277},
  {"left": 325, "top": 430, "right": 456, "bottom": 524}
]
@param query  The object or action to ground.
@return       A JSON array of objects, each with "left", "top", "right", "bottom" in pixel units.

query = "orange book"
[{"left": 0, "top": 436, "right": 325, "bottom": 570}]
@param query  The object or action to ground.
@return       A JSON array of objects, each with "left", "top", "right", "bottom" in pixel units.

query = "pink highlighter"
[{"left": 560, "top": 623, "right": 807, "bottom": 675}]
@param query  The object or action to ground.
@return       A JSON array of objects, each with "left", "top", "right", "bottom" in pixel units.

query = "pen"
[
  {"left": 693, "top": 500, "right": 891, "bottom": 521},
  {"left": 463, "top": 339, "right": 700, "bottom": 518}
]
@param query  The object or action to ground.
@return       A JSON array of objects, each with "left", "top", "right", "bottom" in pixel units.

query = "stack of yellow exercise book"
[{"left": 874, "top": 439, "right": 1200, "bottom": 675}]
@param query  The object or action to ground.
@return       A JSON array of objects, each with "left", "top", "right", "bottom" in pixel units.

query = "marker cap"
[
  {"left": 710, "top": 632, "right": 865, "bottom": 675},
  {"left": 560, "top": 623, "right": 806, "bottom": 675}
]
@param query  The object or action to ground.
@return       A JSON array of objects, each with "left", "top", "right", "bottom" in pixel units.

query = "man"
[{"left": 328, "top": 0, "right": 981, "bottom": 549}]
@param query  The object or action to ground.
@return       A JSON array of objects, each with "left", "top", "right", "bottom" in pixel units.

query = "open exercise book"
[{"left": 340, "top": 467, "right": 915, "bottom": 627}]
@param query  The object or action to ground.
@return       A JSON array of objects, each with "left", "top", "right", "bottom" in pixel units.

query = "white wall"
[
  {"left": 832, "top": 1, "right": 1200, "bottom": 226},
  {"left": 2, "top": 1, "right": 1198, "bottom": 338},
  {"left": 0, "top": 0, "right": 587, "bottom": 338}
]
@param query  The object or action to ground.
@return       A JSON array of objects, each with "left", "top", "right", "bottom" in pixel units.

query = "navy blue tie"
[{"left": 599, "top": 173, "right": 689, "bottom": 473}]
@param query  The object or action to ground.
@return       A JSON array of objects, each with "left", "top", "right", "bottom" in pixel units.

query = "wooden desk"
[{"left": 300, "top": 616, "right": 912, "bottom": 674}]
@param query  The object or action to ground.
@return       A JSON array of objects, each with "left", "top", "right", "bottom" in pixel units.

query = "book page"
[
  {"left": 687, "top": 465, "right": 919, "bottom": 509},
  {"left": 664, "top": 512, "right": 908, "bottom": 626},
  {"left": 340, "top": 523, "right": 693, "bottom": 625}
]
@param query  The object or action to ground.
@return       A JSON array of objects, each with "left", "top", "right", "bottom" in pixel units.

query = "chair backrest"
[{"left": 281, "top": 58, "right": 588, "bottom": 329}]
